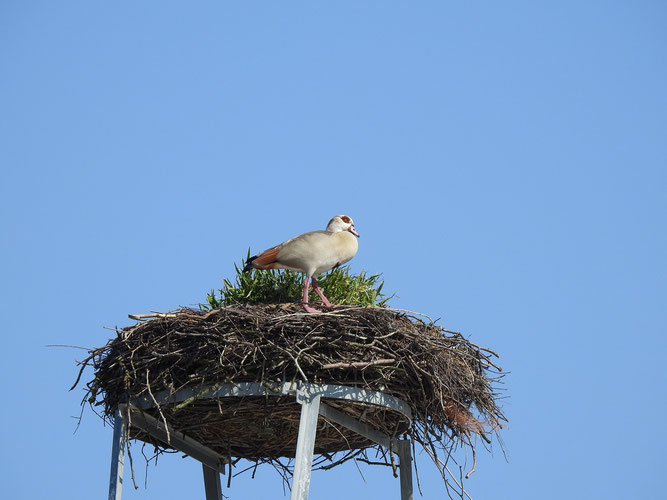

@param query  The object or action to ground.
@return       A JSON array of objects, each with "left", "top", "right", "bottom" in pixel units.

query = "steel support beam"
[
  {"left": 396, "top": 439, "right": 413, "bottom": 500},
  {"left": 319, "top": 402, "right": 413, "bottom": 499},
  {"left": 318, "top": 402, "right": 391, "bottom": 448},
  {"left": 291, "top": 389, "right": 322, "bottom": 500},
  {"left": 203, "top": 464, "right": 223, "bottom": 500},
  {"left": 119, "top": 405, "right": 228, "bottom": 474},
  {"left": 108, "top": 409, "right": 126, "bottom": 500}
]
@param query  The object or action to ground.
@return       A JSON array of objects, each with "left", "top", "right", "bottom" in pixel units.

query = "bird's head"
[{"left": 327, "top": 215, "right": 360, "bottom": 237}]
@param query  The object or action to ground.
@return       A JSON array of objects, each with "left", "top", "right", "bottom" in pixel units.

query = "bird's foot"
[{"left": 301, "top": 302, "right": 320, "bottom": 314}]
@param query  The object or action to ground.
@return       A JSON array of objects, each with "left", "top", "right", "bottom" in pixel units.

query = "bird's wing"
[
  {"left": 248, "top": 245, "right": 282, "bottom": 269},
  {"left": 247, "top": 230, "right": 329, "bottom": 271}
]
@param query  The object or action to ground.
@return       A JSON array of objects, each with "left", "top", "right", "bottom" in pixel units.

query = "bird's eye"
[{"left": 341, "top": 216, "right": 351, "bottom": 223}]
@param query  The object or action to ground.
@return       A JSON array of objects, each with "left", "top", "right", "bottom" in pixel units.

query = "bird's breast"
[
  {"left": 312, "top": 231, "right": 358, "bottom": 275},
  {"left": 332, "top": 231, "right": 358, "bottom": 263}
]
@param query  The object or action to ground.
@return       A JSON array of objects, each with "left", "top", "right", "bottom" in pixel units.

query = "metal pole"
[
  {"left": 202, "top": 464, "right": 223, "bottom": 500},
  {"left": 397, "top": 439, "right": 413, "bottom": 500},
  {"left": 108, "top": 409, "right": 126, "bottom": 500},
  {"left": 291, "top": 388, "right": 322, "bottom": 500}
]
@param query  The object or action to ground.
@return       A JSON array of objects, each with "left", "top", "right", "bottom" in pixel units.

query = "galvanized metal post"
[
  {"left": 108, "top": 409, "right": 126, "bottom": 500},
  {"left": 291, "top": 387, "right": 322, "bottom": 500},
  {"left": 202, "top": 464, "right": 223, "bottom": 500},
  {"left": 397, "top": 439, "right": 413, "bottom": 500}
]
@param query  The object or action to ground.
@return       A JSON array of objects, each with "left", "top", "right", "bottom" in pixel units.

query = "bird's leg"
[
  {"left": 311, "top": 277, "right": 333, "bottom": 308},
  {"left": 301, "top": 276, "right": 319, "bottom": 313}
]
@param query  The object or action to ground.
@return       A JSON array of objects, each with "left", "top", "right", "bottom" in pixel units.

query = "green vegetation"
[{"left": 204, "top": 257, "right": 392, "bottom": 309}]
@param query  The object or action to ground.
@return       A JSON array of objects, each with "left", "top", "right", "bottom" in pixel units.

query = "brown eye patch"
[{"left": 341, "top": 216, "right": 351, "bottom": 223}]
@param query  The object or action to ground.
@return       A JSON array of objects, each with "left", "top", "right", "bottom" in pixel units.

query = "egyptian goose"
[{"left": 243, "top": 215, "right": 360, "bottom": 313}]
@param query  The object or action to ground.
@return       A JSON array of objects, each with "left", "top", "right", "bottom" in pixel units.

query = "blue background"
[{"left": 2, "top": 2, "right": 665, "bottom": 499}]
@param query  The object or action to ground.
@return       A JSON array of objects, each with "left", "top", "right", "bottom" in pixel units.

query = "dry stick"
[
  {"left": 172, "top": 382, "right": 222, "bottom": 412},
  {"left": 389, "top": 439, "right": 398, "bottom": 478},
  {"left": 126, "top": 439, "right": 139, "bottom": 489},
  {"left": 479, "top": 357, "right": 503, "bottom": 372},
  {"left": 465, "top": 434, "right": 477, "bottom": 479},
  {"left": 412, "top": 435, "right": 424, "bottom": 496},
  {"left": 270, "top": 306, "right": 364, "bottom": 322},
  {"left": 69, "top": 353, "right": 95, "bottom": 391},
  {"left": 443, "top": 464, "right": 472, "bottom": 500},
  {"left": 352, "top": 453, "right": 367, "bottom": 484},
  {"left": 145, "top": 370, "right": 170, "bottom": 444},
  {"left": 265, "top": 338, "right": 309, "bottom": 383},
  {"left": 423, "top": 443, "right": 472, "bottom": 500},
  {"left": 316, "top": 448, "right": 365, "bottom": 471},
  {"left": 454, "top": 337, "right": 500, "bottom": 359},
  {"left": 356, "top": 458, "right": 392, "bottom": 467},
  {"left": 227, "top": 442, "right": 233, "bottom": 488},
  {"left": 387, "top": 308, "right": 436, "bottom": 323},
  {"left": 128, "top": 311, "right": 179, "bottom": 321},
  {"left": 368, "top": 329, "right": 401, "bottom": 340},
  {"left": 116, "top": 405, "right": 139, "bottom": 490},
  {"left": 48, "top": 343, "right": 91, "bottom": 350},
  {"left": 320, "top": 358, "right": 396, "bottom": 370}
]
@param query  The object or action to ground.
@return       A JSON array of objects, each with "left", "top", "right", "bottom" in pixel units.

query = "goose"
[{"left": 243, "top": 215, "right": 360, "bottom": 313}]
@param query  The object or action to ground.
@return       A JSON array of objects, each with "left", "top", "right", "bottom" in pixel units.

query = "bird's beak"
[{"left": 349, "top": 225, "right": 360, "bottom": 237}]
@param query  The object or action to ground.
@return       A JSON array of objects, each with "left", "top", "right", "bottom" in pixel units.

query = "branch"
[{"left": 320, "top": 358, "right": 396, "bottom": 370}]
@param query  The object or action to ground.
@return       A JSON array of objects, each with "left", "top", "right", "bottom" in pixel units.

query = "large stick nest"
[{"left": 78, "top": 304, "right": 505, "bottom": 483}]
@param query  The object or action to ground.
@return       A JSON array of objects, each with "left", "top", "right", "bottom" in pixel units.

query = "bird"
[{"left": 243, "top": 215, "right": 360, "bottom": 313}]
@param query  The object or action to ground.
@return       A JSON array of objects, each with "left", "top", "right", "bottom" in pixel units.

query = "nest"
[{"left": 77, "top": 304, "right": 505, "bottom": 487}]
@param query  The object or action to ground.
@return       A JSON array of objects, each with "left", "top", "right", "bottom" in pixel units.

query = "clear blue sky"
[{"left": 2, "top": 2, "right": 665, "bottom": 499}]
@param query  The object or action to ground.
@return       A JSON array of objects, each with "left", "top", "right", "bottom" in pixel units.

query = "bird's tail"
[
  {"left": 242, "top": 255, "right": 258, "bottom": 273},
  {"left": 242, "top": 246, "right": 281, "bottom": 271}
]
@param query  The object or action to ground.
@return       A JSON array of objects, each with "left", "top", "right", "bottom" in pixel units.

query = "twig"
[
  {"left": 387, "top": 308, "right": 436, "bottom": 323},
  {"left": 320, "top": 358, "right": 396, "bottom": 370},
  {"left": 69, "top": 353, "right": 94, "bottom": 391},
  {"left": 465, "top": 434, "right": 477, "bottom": 478},
  {"left": 46, "top": 344, "right": 90, "bottom": 350},
  {"left": 128, "top": 312, "right": 179, "bottom": 321},
  {"left": 145, "top": 370, "right": 170, "bottom": 444}
]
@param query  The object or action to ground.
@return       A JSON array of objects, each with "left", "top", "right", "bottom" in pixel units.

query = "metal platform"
[{"left": 108, "top": 382, "right": 414, "bottom": 500}]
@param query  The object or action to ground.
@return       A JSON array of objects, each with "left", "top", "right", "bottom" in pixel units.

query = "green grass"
[{"left": 203, "top": 255, "right": 392, "bottom": 309}]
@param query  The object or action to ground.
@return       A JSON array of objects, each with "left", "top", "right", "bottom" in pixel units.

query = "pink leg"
[
  {"left": 301, "top": 276, "right": 319, "bottom": 313},
  {"left": 311, "top": 277, "right": 333, "bottom": 308}
]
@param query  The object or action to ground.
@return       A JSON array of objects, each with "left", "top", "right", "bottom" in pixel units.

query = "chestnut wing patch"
[{"left": 247, "top": 246, "right": 281, "bottom": 269}]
